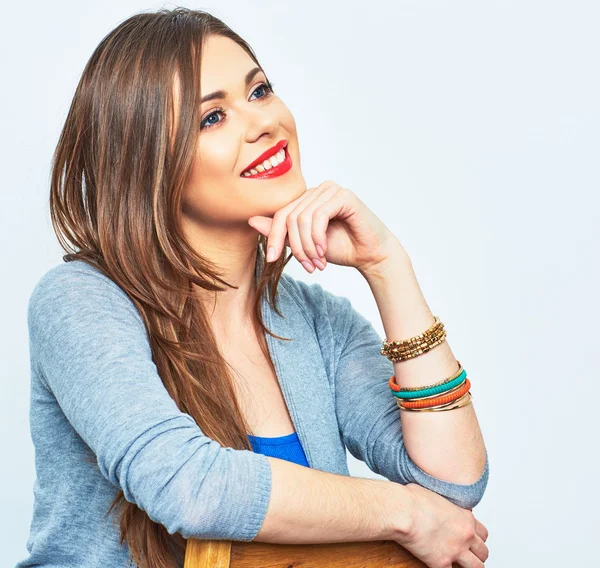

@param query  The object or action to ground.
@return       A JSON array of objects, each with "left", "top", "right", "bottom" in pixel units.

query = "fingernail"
[
  {"left": 301, "top": 260, "right": 315, "bottom": 272},
  {"left": 312, "top": 258, "right": 325, "bottom": 271},
  {"left": 267, "top": 246, "right": 275, "bottom": 262},
  {"left": 316, "top": 245, "right": 324, "bottom": 257}
]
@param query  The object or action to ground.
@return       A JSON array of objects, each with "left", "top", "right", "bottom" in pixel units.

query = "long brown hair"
[{"left": 49, "top": 7, "right": 293, "bottom": 567}]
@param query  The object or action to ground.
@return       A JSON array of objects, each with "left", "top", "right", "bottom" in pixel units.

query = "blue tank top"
[{"left": 248, "top": 431, "right": 309, "bottom": 467}]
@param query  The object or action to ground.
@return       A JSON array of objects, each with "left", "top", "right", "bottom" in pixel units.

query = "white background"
[{"left": 2, "top": 1, "right": 598, "bottom": 566}]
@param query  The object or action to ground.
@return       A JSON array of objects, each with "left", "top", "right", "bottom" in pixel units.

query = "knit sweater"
[{"left": 17, "top": 258, "right": 489, "bottom": 567}]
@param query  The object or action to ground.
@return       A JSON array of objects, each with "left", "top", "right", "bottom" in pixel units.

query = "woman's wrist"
[{"left": 376, "top": 480, "right": 417, "bottom": 542}]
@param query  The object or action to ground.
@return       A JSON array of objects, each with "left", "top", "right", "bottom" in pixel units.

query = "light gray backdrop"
[{"left": 2, "top": 1, "right": 598, "bottom": 566}]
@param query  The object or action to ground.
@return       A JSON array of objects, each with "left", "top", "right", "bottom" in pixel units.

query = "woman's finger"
[
  {"left": 266, "top": 187, "right": 316, "bottom": 262},
  {"left": 285, "top": 187, "right": 329, "bottom": 271},
  {"left": 304, "top": 185, "right": 347, "bottom": 259},
  {"left": 452, "top": 519, "right": 489, "bottom": 567},
  {"left": 469, "top": 533, "right": 490, "bottom": 563},
  {"left": 288, "top": 185, "right": 340, "bottom": 269},
  {"left": 474, "top": 518, "right": 489, "bottom": 542},
  {"left": 453, "top": 550, "right": 485, "bottom": 568},
  {"left": 265, "top": 180, "right": 339, "bottom": 267}
]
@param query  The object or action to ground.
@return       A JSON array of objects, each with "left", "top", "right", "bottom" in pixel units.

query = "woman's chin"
[
  {"left": 244, "top": 175, "right": 306, "bottom": 211},
  {"left": 271, "top": 180, "right": 307, "bottom": 208}
]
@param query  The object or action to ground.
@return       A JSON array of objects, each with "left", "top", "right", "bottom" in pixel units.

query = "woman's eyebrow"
[{"left": 200, "top": 67, "right": 263, "bottom": 104}]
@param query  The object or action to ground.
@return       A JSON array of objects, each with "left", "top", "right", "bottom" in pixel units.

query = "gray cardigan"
[{"left": 17, "top": 258, "right": 489, "bottom": 567}]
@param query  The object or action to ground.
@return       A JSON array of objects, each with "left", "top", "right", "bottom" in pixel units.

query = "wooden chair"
[{"left": 184, "top": 538, "right": 430, "bottom": 567}]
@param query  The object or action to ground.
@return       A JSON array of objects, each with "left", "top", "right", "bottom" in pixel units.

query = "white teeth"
[
  {"left": 266, "top": 149, "right": 285, "bottom": 168},
  {"left": 242, "top": 147, "right": 286, "bottom": 177}
]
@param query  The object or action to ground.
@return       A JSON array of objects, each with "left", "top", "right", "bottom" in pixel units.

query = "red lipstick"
[{"left": 242, "top": 139, "right": 288, "bottom": 173}]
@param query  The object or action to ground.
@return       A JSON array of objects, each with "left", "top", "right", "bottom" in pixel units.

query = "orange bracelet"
[{"left": 398, "top": 378, "right": 471, "bottom": 409}]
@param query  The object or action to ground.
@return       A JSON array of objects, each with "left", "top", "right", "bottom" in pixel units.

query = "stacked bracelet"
[
  {"left": 381, "top": 315, "right": 447, "bottom": 362},
  {"left": 381, "top": 314, "right": 473, "bottom": 412},
  {"left": 398, "top": 391, "right": 473, "bottom": 412}
]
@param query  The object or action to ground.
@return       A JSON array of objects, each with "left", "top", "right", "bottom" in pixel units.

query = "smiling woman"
[
  {"left": 20, "top": 8, "right": 314, "bottom": 568},
  {"left": 19, "top": 6, "right": 489, "bottom": 568},
  {"left": 179, "top": 32, "right": 306, "bottom": 233}
]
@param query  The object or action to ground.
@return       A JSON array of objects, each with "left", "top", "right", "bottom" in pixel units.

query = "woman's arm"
[
  {"left": 255, "top": 455, "right": 414, "bottom": 543},
  {"left": 358, "top": 245, "right": 488, "bottom": 487},
  {"left": 289, "top": 275, "right": 489, "bottom": 509},
  {"left": 27, "top": 263, "right": 272, "bottom": 541}
]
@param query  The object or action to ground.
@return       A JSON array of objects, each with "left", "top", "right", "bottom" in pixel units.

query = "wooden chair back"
[{"left": 184, "top": 538, "right": 430, "bottom": 567}]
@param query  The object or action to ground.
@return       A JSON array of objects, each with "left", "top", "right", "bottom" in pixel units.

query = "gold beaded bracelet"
[{"left": 381, "top": 315, "right": 447, "bottom": 362}]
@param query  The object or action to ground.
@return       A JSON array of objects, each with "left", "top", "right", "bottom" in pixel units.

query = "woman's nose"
[{"left": 242, "top": 106, "right": 278, "bottom": 138}]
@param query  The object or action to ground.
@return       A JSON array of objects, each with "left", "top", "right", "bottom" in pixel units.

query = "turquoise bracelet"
[{"left": 392, "top": 368, "right": 467, "bottom": 399}]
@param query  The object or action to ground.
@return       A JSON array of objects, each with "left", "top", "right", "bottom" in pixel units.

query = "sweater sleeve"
[
  {"left": 321, "top": 286, "right": 489, "bottom": 510},
  {"left": 27, "top": 263, "right": 272, "bottom": 541}
]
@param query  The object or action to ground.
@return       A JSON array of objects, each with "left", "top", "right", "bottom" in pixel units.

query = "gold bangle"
[
  {"left": 398, "top": 391, "right": 472, "bottom": 412},
  {"left": 397, "top": 391, "right": 473, "bottom": 412},
  {"left": 397, "top": 391, "right": 471, "bottom": 412},
  {"left": 395, "top": 360, "right": 463, "bottom": 393}
]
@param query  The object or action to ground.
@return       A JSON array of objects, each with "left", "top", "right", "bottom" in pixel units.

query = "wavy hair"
[{"left": 49, "top": 7, "right": 293, "bottom": 567}]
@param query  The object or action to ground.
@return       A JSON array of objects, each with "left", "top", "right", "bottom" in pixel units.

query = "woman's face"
[{"left": 180, "top": 34, "right": 307, "bottom": 227}]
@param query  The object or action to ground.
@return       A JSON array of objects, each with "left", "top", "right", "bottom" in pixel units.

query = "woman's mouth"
[{"left": 240, "top": 146, "right": 292, "bottom": 179}]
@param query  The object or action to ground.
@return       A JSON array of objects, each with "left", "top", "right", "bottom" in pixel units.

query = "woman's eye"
[
  {"left": 200, "top": 82, "right": 275, "bottom": 131},
  {"left": 250, "top": 81, "right": 275, "bottom": 100},
  {"left": 200, "top": 108, "right": 225, "bottom": 130}
]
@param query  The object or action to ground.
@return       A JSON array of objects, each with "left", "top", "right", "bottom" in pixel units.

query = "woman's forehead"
[
  {"left": 198, "top": 35, "right": 257, "bottom": 94},
  {"left": 171, "top": 36, "right": 258, "bottom": 105},
  {"left": 169, "top": 35, "right": 260, "bottom": 140}
]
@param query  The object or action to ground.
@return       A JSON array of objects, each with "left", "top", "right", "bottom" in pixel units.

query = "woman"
[{"left": 18, "top": 7, "right": 490, "bottom": 568}]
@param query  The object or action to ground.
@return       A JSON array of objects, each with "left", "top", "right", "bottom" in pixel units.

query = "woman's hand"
[
  {"left": 247, "top": 180, "right": 407, "bottom": 274},
  {"left": 397, "top": 483, "right": 489, "bottom": 568}
]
